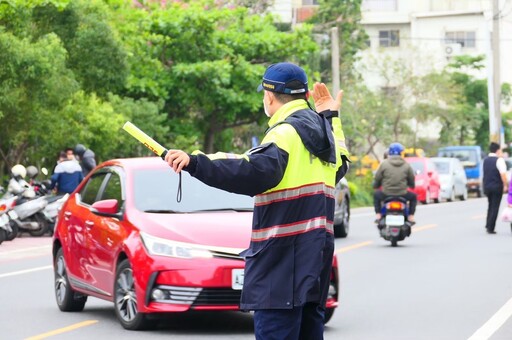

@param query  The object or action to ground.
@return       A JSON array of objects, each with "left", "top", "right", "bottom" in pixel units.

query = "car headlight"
[
  {"left": 140, "top": 232, "right": 213, "bottom": 259},
  {"left": 415, "top": 179, "right": 424, "bottom": 186}
]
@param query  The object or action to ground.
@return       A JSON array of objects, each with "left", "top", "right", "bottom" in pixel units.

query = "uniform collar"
[{"left": 268, "top": 99, "right": 309, "bottom": 127}]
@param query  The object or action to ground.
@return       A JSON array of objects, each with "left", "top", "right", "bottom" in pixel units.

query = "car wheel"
[
  {"left": 334, "top": 197, "right": 350, "bottom": 238},
  {"left": 0, "top": 229, "right": 6, "bottom": 245},
  {"left": 422, "top": 190, "right": 431, "bottom": 204},
  {"left": 324, "top": 308, "right": 335, "bottom": 324},
  {"left": 54, "top": 248, "right": 87, "bottom": 311},
  {"left": 114, "top": 259, "right": 156, "bottom": 330},
  {"left": 460, "top": 188, "right": 468, "bottom": 201},
  {"left": 6, "top": 220, "right": 18, "bottom": 241},
  {"left": 448, "top": 187, "right": 455, "bottom": 202}
]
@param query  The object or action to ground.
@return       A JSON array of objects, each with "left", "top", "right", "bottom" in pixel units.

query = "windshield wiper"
[{"left": 143, "top": 209, "right": 181, "bottom": 214}]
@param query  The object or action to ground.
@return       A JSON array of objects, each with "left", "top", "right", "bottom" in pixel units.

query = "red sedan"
[
  {"left": 52, "top": 157, "right": 339, "bottom": 330},
  {"left": 405, "top": 157, "right": 441, "bottom": 204}
]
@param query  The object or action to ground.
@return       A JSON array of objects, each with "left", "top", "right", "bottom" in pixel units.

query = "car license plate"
[
  {"left": 7, "top": 210, "right": 18, "bottom": 220},
  {"left": 0, "top": 214, "right": 8, "bottom": 226},
  {"left": 386, "top": 215, "right": 404, "bottom": 226},
  {"left": 232, "top": 269, "right": 244, "bottom": 290}
]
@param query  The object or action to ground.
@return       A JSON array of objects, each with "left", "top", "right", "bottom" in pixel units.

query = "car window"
[
  {"left": 80, "top": 173, "right": 108, "bottom": 205},
  {"left": 100, "top": 173, "right": 123, "bottom": 209},
  {"left": 132, "top": 169, "right": 254, "bottom": 213},
  {"left": 408, "top": 161, "right": 424, "bottom": 174},
  {"left": 433, "top": 161, "right": 450, "bottom": 174}
]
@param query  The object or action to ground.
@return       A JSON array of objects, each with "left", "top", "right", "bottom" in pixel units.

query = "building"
[{"left": 272, "top": 0, "right": 511, "bottom": 89}]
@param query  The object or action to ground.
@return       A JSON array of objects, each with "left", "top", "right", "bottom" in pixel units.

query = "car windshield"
[
  {"left": 132, "top": 169, "right": 254, "bottom": 213},
  {"left": 408, "top": 161, "right": 425, "bottom": 174},
  {"left": 438, "top": 150, "right": 477, "bottom": 167},
  {"left": 433, "top": 161, "right": 450, "bottom": 174}
]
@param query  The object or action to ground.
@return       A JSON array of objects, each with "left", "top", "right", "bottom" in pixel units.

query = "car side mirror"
[{"left": 91, "top": 199, "right": 122, "bottom": 219}]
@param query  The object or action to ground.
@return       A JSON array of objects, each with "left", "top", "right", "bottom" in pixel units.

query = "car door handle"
[{"left": 85, "top": 220, "right": 94, "bottom": 228}]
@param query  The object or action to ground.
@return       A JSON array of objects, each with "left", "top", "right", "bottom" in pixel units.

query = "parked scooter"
[
  {"left": 376, "top": 196, "right": 414, "bottom": 247},
  {"left": 7, "top": 164, "right": 50, "bottom": 237},
  {"left": 0, "top": 193, "right": 19, "bottom": 241}
]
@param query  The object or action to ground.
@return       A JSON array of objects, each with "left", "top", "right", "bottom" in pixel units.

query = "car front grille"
[{"left": 192, "top": 288, "right": 242, "bottom": 306}]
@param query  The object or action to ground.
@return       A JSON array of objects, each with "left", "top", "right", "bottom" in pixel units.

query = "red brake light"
[
  {"left": 0, "top": 204, "right": 5, "bottom": 213},
  {"left": 386, "top": 201, "right": 404, "bottom": 210}
]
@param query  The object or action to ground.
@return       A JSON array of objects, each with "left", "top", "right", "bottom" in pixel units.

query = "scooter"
[
  {"left": 0, "top": 194, "right": 19, "bottom": 241},
  {"left": 376, "top": 196, "right": 414, "bottom": 247}
]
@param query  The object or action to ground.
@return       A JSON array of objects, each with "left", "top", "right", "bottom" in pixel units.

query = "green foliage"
[{"left": 346, "top": 172, "right": 373, "bottom": 208}]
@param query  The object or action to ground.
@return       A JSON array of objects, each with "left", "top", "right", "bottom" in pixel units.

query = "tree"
[
  {"left": 118, "top": 3, "right": 318, "bottom": 153},
  {"left": 308, "top": 0, "right": 368, "bottom": 84}
]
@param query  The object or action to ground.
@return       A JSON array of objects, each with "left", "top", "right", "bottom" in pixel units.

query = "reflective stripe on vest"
[
  {"left": 251, "top": 216, "right": 334, "bottom": 242},
  {"left": 255, "top": 182, "right": 335, "bottom": 206}
]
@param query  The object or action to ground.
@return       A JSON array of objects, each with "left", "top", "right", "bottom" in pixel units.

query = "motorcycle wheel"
[
  {"left": 0, "top": 229, "right": 6, "bottom": 245},
  {"left": 54, "top": 248, "right": 87, "bottom": 311},
  {"left": 28, "top": 213, "right": 49, "bottom": 237},
  {"left": 391, "top": 237, "right": 398, "bottom": 247},
  {"left": 6, "top": 221, "right": 18, "bottom": 241}
]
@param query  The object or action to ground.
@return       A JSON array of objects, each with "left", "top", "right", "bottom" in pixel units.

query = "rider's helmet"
[
  {"left": 26, "top": 165, "right": 39, "bottom": 179},
  {"left": 11, "top": 164, "right": 27, "bottom": 179},
  {"left": 74, "top": 144, "right": 86, "bottom": 158},
  {"left": 388, "top": 142, "right": 405, "bottom": 156}
]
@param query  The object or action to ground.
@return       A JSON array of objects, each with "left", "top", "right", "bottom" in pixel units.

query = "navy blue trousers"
[{"left": 253, "top": 302, "right": 325, "bottom": 340}]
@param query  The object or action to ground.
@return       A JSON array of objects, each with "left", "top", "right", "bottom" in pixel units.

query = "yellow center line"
[
  {"left": 412, "top": 224, "right": 437, "bottom": 232},
  {"left": 471, "top": 214, "right": 486, "bottom": 220},
  {"left": 24, "top": 320, "right": 98, "bottom": 340},
  {"left": 336, "top": 241, "right": 373, "bottom": 254}
]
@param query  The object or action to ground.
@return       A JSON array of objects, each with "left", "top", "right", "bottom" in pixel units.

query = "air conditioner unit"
[{"left": 444, "top": 43, "right": 462, "bottom": 56}]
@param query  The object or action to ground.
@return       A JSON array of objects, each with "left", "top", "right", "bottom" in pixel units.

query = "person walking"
[
  {"left": 50, "top": 151, "right": 84, "bottom": 195},
  {"left": 74, "top": 144, "right": 97, "bottom": 176},
  {"left": 164, "top": 62, "right": 349, "bottom": 340},
  {"left": 482, "top": 142, "right": 508, "bottom": 234}
]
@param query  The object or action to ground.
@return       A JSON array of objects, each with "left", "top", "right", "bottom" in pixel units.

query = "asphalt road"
[{"left": 1, "top": 196, "right": 512, "bottom": 340}]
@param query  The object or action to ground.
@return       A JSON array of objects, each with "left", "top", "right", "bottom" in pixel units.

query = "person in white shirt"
[{"left": 482, "top": 142, "right": 508, "bottom": 234}]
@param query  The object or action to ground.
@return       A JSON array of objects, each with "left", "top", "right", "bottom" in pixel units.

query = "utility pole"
[
  {"left": 489, "top": 0, "right": 501, "bottom": 144},
  {"left": 331, "top": 27, "right": 340, "bottom": 95}
]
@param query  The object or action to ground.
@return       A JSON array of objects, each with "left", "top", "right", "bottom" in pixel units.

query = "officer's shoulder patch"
[{"left": 246, "top": 142, "right": 273, "bottom": 155}]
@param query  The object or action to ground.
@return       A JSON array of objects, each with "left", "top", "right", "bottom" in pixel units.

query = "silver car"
[
  {"left": 431, "top": 157, "right": 468, "bottom": 201},
  {"left": 333, "top": 177, "right": 350, "bottom": 238}
]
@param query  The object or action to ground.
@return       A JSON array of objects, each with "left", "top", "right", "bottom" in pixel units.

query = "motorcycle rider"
[
  {"left": 373, "top": 142, "right": 417, "bottom": 224},
  {"left": 50, "top": 151, "right": 84, "bottom": 195}
]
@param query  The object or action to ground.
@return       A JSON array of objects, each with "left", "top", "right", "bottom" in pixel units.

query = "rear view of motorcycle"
[{"left": 376, "top": 197, "right": 414, "bottom": 247}]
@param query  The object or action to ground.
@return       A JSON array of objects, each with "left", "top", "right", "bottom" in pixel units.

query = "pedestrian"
[
  {"left": 65, "top": 147, "right": 76, "bottom": 161},
  {"left": 50, "top": 151, "right": 84, "bottom": 195},
  {"left": 482, "top": 142, "right": 508, "bottom": 234},
  {"left": 74, "top": 144, "right": 97, "bottom": 176},
  {"left": 164, "top": 62, "right": 349, "bottom": 340}
]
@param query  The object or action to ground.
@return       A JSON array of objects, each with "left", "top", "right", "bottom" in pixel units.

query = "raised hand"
[{"left": 311, "top": 82, "right": 343, "bottom": 113}]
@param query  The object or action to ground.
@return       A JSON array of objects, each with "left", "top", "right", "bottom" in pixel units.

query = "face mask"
[{"left": 263, "top": 97, "right": 270, "bottom": 117}]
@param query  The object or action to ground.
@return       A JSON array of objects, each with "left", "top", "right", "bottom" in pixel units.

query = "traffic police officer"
[{"left": 165, "top": 62, "right": 349, "bottom": 340}]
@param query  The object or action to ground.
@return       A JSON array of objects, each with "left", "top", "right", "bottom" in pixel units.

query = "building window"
[
  {"left": 362, "top": 0, "right": 397, "bottom": 11},
  {"left": 379, "top": 30, "right": 400, "bottom": 47},
  {"left": 444, "top": 31, "right": 476, "bottom": 48}
]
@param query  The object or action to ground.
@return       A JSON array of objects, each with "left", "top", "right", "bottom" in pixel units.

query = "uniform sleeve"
[
  {"left": 321, "top": 110, "right": 350, "bottom": 182},
  {"left": 184, "top": 142, "right": 289, "bottom": 197}
]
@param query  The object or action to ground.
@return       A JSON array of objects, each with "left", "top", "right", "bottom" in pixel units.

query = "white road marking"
[
  {"left": 0, "top": 265, "right": 52, "bottom": 279},
  {"left": 467, "top": 296, "right": 512, "bottom": 340}
]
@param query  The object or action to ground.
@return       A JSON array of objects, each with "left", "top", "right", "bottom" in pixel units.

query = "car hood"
[{"left": 132, "top": 211, "right": 253, "bottom": 252}]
